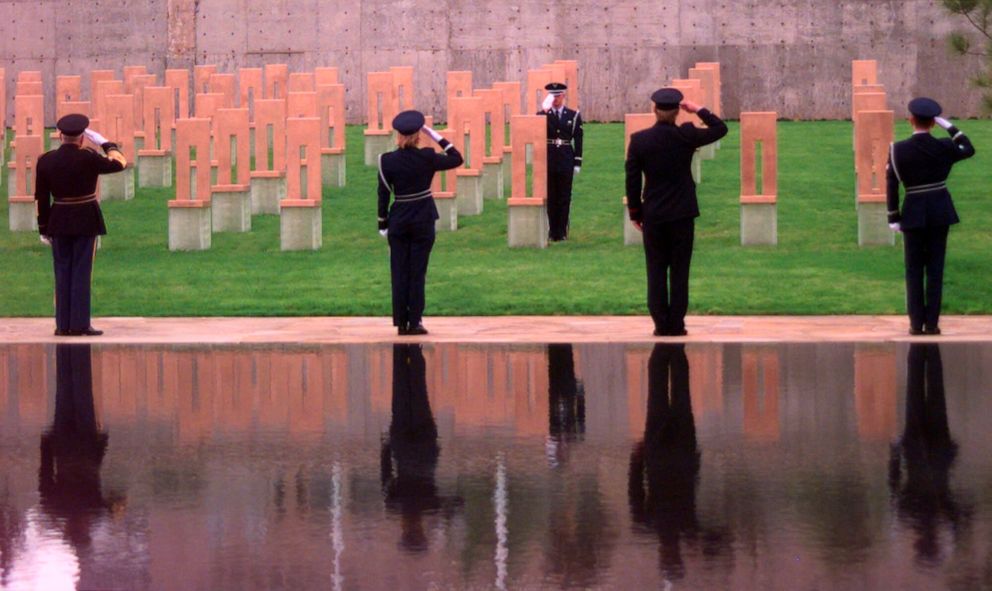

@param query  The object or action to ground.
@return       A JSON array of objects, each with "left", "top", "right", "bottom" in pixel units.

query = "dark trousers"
[
  {"left": 547, "top": 169, "right": 574, "bottom": 240},
  {"left": 643, "top": 218, "right": 695, "bottom": 334},
  {"left": 51, "top": 235, "right": 97, "bottom": 332},
  {"left": 903, "top": 225, "right": 949, "bottom": 330},
  {"left": 388, "top": 221, "right": 436, "bottom": 328}
]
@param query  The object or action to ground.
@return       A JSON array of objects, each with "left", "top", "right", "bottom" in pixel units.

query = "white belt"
[
  {"left": 905, "top": 182, "right": 947, "bottom": 196},
  {"left": 394, "top": 189, "right": 432, "bottom": 203}
]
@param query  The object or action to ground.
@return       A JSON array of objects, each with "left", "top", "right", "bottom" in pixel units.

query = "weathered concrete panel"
[{"left": 2, "top": 0, "right": 987, "bottom": 124}]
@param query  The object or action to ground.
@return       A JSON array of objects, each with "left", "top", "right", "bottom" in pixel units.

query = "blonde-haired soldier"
[{"left": 377, "top": 110, "right": 463, "bottom": 335}]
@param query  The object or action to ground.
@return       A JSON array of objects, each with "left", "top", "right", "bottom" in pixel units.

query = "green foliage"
[
  {"left": 949, "top": 32, "right": 972, "bottom": 55},
  {"left": 2, "top": 122, "right": 992, "bottom": 317},
  {"left": 944, "top": 0, "right": 992, "bottom": 112}
]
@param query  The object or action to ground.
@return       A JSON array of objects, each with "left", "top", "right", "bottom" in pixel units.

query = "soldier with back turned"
[
  {"left": 624, "top": 88, "right": 727, "bottom": 337},
  {"left": 886, "top": 97, "right": 975, "bottom": 336},
  {"left": 36, "top": 114, "right": 127, "bottom": 337}
]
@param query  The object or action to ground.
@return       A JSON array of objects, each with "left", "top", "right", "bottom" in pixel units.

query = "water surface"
[{"left": 2, "top": 342, "right": 991, "bottom": 590}]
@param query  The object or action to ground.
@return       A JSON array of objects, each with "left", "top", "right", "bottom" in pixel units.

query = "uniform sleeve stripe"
[
  {"left": 108, "top": 150, "right": 127, "bottom": 167},
  {"left": 377, "top": 153, "right": 391, "bottom": 191},
  {"left": 889, "top": 142, "right": 903, "bottom": 185}
]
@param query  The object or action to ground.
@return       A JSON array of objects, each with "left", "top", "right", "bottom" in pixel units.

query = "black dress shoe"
[
  {"left": 668, "top": 328, "right": 688, "bottom": 336},
  {"left": 909, "top": 327, "right": 924, "bottom": 336},
  {"left": 69, "top": 327, "right": 103, "bottom": 336},
  {"left": 397, "top": 325, "right": 409, "bottom": 336},
  {"left": 923, "top": 326, "right": 941, "bottom": 335},
  {"left": 406, "top": 324, "right": 429, "bottom": 336},
  {"left": 653, "top": 328, "right": 665, "bottom": 337},
  {"left": 54, "top": 329, "right": 70, "bottom": 336}
]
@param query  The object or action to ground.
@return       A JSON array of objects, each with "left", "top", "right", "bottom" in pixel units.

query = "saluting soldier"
[
  {"left": 36, "top": 114, "right": 127, "bottom": 337},
  {"left": 886, "top": 98, "right": 975, "bottom": 336},
  {"left": 538, "top": 82, "right": 584, "bottom": 242},
  {"left": 378, "top": 110, "right": 463, "bottom": 336},
  {"left": 625, "top": 89, "right": 727, "bottom": 337}
]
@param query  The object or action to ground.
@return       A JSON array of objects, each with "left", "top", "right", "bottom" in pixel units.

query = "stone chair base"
[
  {"left": 364, "top": 133, "right": 394, "bottom": 166},
  {"left": 740, "top": 200, "right": 778, "bottom": 246},
  {"left": 482, "top": 161, "right": 504, "bottom": 200},
  {"left": 456, "top": 173, "right": 484, "bottom": 216},
  {"left": 280, "top": 201, "right": 322, "bottom": 250},
  {"left": 321, "top": 151, "right": 346, "bottom": 188},
  {"left": 8, "top": 198, "right": 38, "bottom": 232},
  {"left": 857, "top": 200, "right": 895, "bottom": 246},
  {"left": 168, "top": 203, "right": 212, "bottom": 251},
  {"left": 212, "top": 188, "right": 252, "bottom": 232},
  {"left": 101, "top": 168, "right": 135, "bottom": 201},
  {"left": 507, "top": 199, "right": 548, "bottom": 248},
  {"left": 250, "top": 174, "right": 286, "bottom": 215},
  {"left": 434, "top": 194, "right": 458, "bottom": 232},
  {"left": 137, "top": 153, "right": 173, "bottom": 188}
]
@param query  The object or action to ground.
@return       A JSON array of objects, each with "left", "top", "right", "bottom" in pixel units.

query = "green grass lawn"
[{"left": 2, "top": 120, "right": 990, "bottom": 317}]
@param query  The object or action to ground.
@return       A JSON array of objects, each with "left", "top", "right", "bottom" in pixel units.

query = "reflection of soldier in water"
[
  {"left": 628, "top": 344, "right": 728, "bottom": 581},
  {"left": 888, "top": 344, "right": 967, "bottom": 565},
  {"left": 38, "top": 344, "right": 121, "bottom": 552},
  {"left": 546, "top": 344, "right": 585, "bottom": 468},
  {"left": 381, "top": 344, "right": 461, "bottom": 552}
]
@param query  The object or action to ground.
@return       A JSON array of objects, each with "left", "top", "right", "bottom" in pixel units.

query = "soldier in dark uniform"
[
  {"left": 546, "top": 343, "right": 585, "bottom": 468},
  {"left": 538, "top": 82, "right": 583, "bottom": 242},
  {"left": 380, "top": 344, "right": 462, "bottom": 552},
  {"left": 378, "top": 110, "right": 463, "bottom": 336},
  {"left": 628, "top": 344, "right": 729, "bottom": 580},
  {"left": 39, "top": 344, "right": 124, "bottom": 561},
  {"left": 625, "top": 89, "right": 727, "bottom": 336},
  {"left": 886, "top": 98, "right": 975, "bottom": 336},
  {"left": 36, "top": 114, "right": 127, "bottom": 336},
  {"left": 888, "top": 344, "right": 967, "bottom": 565}
]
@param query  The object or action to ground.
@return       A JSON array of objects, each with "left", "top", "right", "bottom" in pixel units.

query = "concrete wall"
[{"left": 2, "top": 0, "right": 986, "bottom": 124}]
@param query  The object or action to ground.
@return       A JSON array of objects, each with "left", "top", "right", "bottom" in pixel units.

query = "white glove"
[
  {"left": 541, "top": 93, "right": 555, "bottom": 112},
  {"left": 573, "top": 166, "right": 581, "bottom": 175},
  {"left": 934, "top": 117, "right": 952, "bottom": 130},
  {"left": 888, "top": 222, "right": 901, "bottom": 232},
  {"left": 40, "top": 235, "right": 51, "bottom": 246},
  {"left": 84, "top": 128, "right": 109, "bottom": 145},
  {"left": 423, "top": 126, "right": 443, "bottom": 143},
  {"left": 379, "top": 229, "right": 388, "bottom": 238}
]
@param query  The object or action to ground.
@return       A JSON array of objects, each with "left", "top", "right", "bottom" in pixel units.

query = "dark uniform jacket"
[
  {"left": 35, "top": 143, "right": 126, "bottom": 236},
  {"left": 624, "top": 109, "right": 728, "bottom": 224},
  {"left": 886, "top": 129, "right": 975, "bottom": 230},
  {"left": 539, "top": 106, "right": 584, "bottom": 173},
  {"left": 377, "top": 139, "right": 463, "bottom": 229}
]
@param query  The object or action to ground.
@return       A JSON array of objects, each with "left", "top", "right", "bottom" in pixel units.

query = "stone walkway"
[{"left": 2, "top": 316, "right": 991, "bottom": 344}]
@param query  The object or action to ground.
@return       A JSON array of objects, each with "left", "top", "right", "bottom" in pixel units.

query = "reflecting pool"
[{"left": 1, "top": 342, "right": 991, "bottom": 590}]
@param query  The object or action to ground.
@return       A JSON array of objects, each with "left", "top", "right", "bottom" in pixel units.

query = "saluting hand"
[
  {"left": 422, "top": 126, "right": 443, "bottom": 143},
  {"left": 83, "top": 128, "right": 110, "bottom": 146},
  {"left": 680, "top": 100, "right": 702, "bottom": 114},
  {"left": 934, "top": 117, "right": 953, "bottom": 130},
  {"left": 541, "top": 93, "right": 555, "bottom": 112}
]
